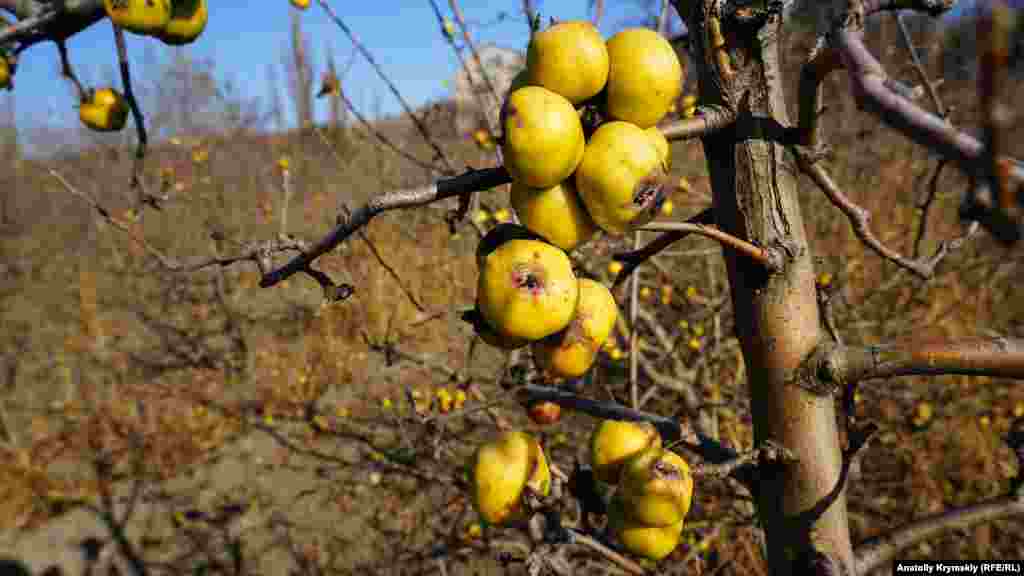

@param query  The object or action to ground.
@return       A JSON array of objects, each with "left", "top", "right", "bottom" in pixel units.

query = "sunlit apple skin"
[
  {"left": 477, "top": 238, "right": 579, "bottom": 342},
  {"left": 604, "top": 27, "right": 684, "bottom": 128},
  {"left": 470, "top": 430, "right": 551, "bottom": 526},
  {"left": 618, "top": 447, "right": 694, "bottom": 527},
  {"left": 501, "top": 86, "right": 585, "bottom": 189},
  {"left": 461, "top": 306, "right": 529, "bottom": 350},
  {"left": 589, "top": 419, "right": 662, "bottom": 485},
  {"left": 526, "top": 20, "right": 609, "bottom": 105},
  {"left": 159, "top": 0, "right": 207, "bottom": 45},
  {"left": 510, "top": 178, "right": 598, "bottom": 252},
  {"left": 532, "top": 278, "right": 618, "bottom": 380},
  {"left": 103, "top": 0, "right": 172, "bottom": 35},
  {"left": 575, "top": 121, "right": 669, "bottom": 236},
  {"left": 608, "top": 493, "right": 684, "bottom": 560},
  {"left": 645, "top": 126, "right": 671, "bottom": 171},
  {"left": 79, "top": 88, "right": 129, "bottom": 132}
]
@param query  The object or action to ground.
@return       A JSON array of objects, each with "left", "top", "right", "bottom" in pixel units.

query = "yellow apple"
[
  {"left": 79, "top": 88, "right": 129, "bottom": 132},
  {"left": 103, "top": 0, "right": 172, "bottom": 35},
  {"left": 618, "top": 447, "right": 694, "bottom": 527},
  {"left": 575, "top": 121, "right": 669, "bottom": 235},
  {"left": 501, "top": 86, "right": 585, "bottom": 189},
  {"left": 589, "top": 419, "right": 662, "bottom": 484},
  {"left": 290, "top": 0, "right": 310, "bottom": 9},
  {"left": 645, "top": 126, "right": 671, "bottom": 171},
  {"left": 532, "top": 278, "right": 618, "bottom": 380},
  {"left": 461, "top": 305, "right": 529, "bottom": 350},
  {"left": 510, "top": 178, "right": 598, "bottom": 252},
  {"left": 605, "top": 27, "right": 684, "bottom": 128},
  {"left": 477, "top": 238, "right": 579, "bottom": 341},
  {"left": 159, "top": 0, "right": 207, "bottom": 45},
  {"left": 470, "top": 430, "right": 550, "bottom": 525},
  {"left": 526, "top": 20, "right": 608, "bottom": 105},
  {"left": 608, "top": 493, "right": 684, "bottom": 560}
]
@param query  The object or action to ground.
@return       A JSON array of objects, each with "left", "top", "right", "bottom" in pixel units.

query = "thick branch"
[
  {"left": 260, "top": 167, "right": 511, "bottom": 287},
  {"left": 658, "top": 105, "right": 737, "bottom": 141},
  {"left": 855, "top": 493, "right": 1024, "bottom": 575},
  {"left": 819, "top": 336, "right": 1024, "bottom": 385}
]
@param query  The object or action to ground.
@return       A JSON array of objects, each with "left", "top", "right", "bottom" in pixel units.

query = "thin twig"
[{"left": 639, "top": 221, "right": 782, "bottom": 274}]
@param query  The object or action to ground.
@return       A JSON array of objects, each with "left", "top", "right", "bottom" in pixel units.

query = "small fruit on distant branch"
[
  {"left": 589, "top": 419, "right": 661, "bottom": 484},
  {"left": 159, "top": 0, "right": 207, "bottom": 45},
  {"left": 533, "top": 278, "right": 619, "bottom": 380},
  {"left": 607, "top": 493, "right": 684, "bottom": 560},
  {"left": 477, "top": 237, "right": 579, "bottom": 341},
  {"left": 79, "top": 88, "right": 129, "bottom": 132},
  {"left": 528, "top": 401, "right": 562, "bottom": 425},
  {"left": 501, "top": 86, "right": 585, "bottom": 189},
  {"left": 511, "top": 178, "right": 598, "bottom": 252},
  {"left": 526, "top": 20, "right": 609, "bottom": 105},
  {"left": 470, "top": 430, "right": 551, "bottom": 525},
  {"left": 103, "top": 0, "right": 172, "bottom": 35},
  {"left": 618, "top": 447, "right": 694, "bottom": 527},
  {"left": 316, "top": 71, "right": 340, "bottom": 98},
  {"left": 604, "top": 28, "right": 683, "bottom": 128},
  {"left": 441, "top": 17, "right": 456, "bottom": 40},
  {"left": 576, "top": 121, "right": 669, "bottom": 235}
]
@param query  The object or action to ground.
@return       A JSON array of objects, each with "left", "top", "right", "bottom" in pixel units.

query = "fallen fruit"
[
  {"left": 618, "top": 447, "right": 694, "bottom": 527},
  {"left": 159, "top": 0, "right": 207, "bottom": 45},
  {"left": 103, "top": 0, "right": 172, "bottom": 35},
  {"left": 477, "top": 237, "right": 579, "bottom": 341},
  {"left": 608, "top": 493, "right": 684, "bottom": 560},
  {"left": 79, "top": 88, "right": 129, "bottom": 132},
  {"left": 526, "top": 20, "right": 608, "bottom": 105},
  {"left": 501, "top": 86, "right": 585, "bottom": 189},
  {"left": 510, "top": 178, "right": 598, "bottom": 252},
  {"left": 576, "top": 121, "right": 669, "bottom": 235},
  {"left": 533, "top": 278, "right": 619, "bottom": 380},
  {"left": 470, "top": 430, "right": 551, "bottom": 525},
  {"left": 605, "top": 27, "right": 684, "bottom": 128},
  {"left": 590, "top": 419, "right": 662, "bottom": 484}
]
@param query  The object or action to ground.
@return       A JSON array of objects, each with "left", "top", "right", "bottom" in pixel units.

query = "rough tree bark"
[{"left": 670, "top": 1, "right": 854, "bottom": 573}]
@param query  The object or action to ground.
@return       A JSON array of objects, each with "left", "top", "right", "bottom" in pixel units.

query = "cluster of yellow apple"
[
  {"left": 503, "top": 20, "right": 682, "bottom": 250},
  {"left": 469, "top": 419, "right": 693, "bottom": 561},
  {"left": 103, "top": 0, "right": 208, "bottom": 45},
  {"left": 591, "top": 419, "right": 694, "bottom": 560}
]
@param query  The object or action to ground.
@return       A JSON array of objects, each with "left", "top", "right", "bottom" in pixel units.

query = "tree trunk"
[{"left": 671, "top": 2, "right": 854, "bottom": 573}]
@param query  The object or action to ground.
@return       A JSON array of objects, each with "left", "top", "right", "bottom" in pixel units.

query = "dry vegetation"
[{"left": 0, "top": 6, "right": 1021, "bottom": 576}]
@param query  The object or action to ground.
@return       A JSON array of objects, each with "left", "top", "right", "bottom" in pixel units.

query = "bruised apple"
[
  {"left": 470, "top": 430, "right": 551, "bottom": 525},
  {"left": 510, "top": 178, "right": 598, "bottom": 252},
  {"left": 589, "top": 419, "right": 662, "bottom": 484},
  {"left": 608, "top": 493, "right": 684, "bottom": 560},
  {"left": 501, "top": 86, "right": 585, "bottom": 189},
  {"left": 532, "top": 278, "right": 618, "bottom": 380},
  {"left": 477, "top": 238, "right": 579, "bottom": 341},
  {"left": 526, "top": 20, "right": 608, "bottom": 105},
  {"left": 618, "top": 447, "right": 694, "bottom": 527},
  {"left": 575, "top": 121, "right": 669, "bottom": 235}
]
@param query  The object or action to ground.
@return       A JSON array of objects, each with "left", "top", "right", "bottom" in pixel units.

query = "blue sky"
[
  {"left": 2, "top": 1, "right": 650, "bottom": 141},
  {"left": 0, "top": 0, "right": 986, "bottom": 149}
]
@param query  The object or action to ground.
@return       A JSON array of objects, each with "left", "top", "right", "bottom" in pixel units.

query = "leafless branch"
[
  {"left": 261, "top": 166, "right": 511, "bottom": 288},
  {"left": 659, "top": 106, "right": 738, "bottom": 141},
  {"left": 613, "top": 208, "right": 715, "bottom": 287},
  {"left": 818, "top": 336, "right": 1024, "bottom": 386},
  {"left": 854, "top": 493, "right": 1024, "bottom": 575},
  {"left": 111, "top": 23, "right": 158, "bottom": 213},
  {"left": 795, "top": 148, "right": 975, "bottom": 279},
  {"left": 640, "top": 221, "right": 785, "bottom": 274}
]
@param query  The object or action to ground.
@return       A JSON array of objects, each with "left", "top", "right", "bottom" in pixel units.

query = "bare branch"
[
  {"left": 795, "top": 149, "right": 975, "bottom": 279},
  {"left": 111, "top": 23, "right": 158, "bottom": 213},
  {"left": 818, "top": 336, "right": 1024, "bottom": 386},
  {"left": 640, "top": 220, "right": 785, "bottom": 274},
  {"left": 894, "top": 11, "right": 944, "bottom": 117},
  {"left": 260, "top": 166, "right": 511, "bottom": 288},
  {"left": 658, "top": 105, "right": 738, "bottom": 141},
  {"left": 855, "top": 494, "right": 1024, "bottom": 575},
  {"left": 612, "top": 208, "right": 715, "bottom": 287}
]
